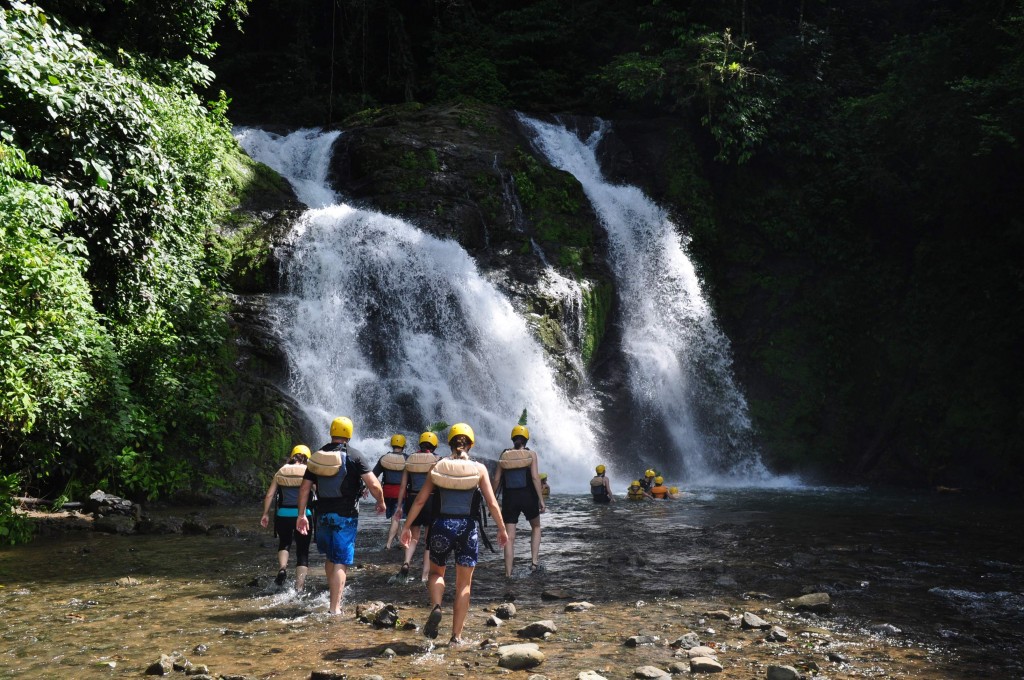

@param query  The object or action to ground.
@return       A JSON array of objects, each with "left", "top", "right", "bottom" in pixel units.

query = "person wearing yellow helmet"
[
  {"left": 400, "top": 423, "right": 508, "bottom": 645},
  {"left": 590, "top": 464, "right": 615, "bottom": 503},
  {"left": 626, "top": 479, "right": 648, "bottom": 501},
  {"left": 494, "top": 423, "right": 546, "bottom": 576},
  {"left": 539, "top": 473, "right": 551, "bottom": 498},
  {"left": 296, "top": 417, "right": 386, "bottom": 615},
  {"left": 667, "top": 486, "right": 681, "bottom": 500},
  {"left": 261, "top": 444, "right": 314, "bottom": 589},
  {"left": 639, "top": 468, "right": 657, "bottom": 494},
  {"left": 375, "top": 434, "right": 409, "bottom": 549},
  {"left": 396, "top": 431, "right": 442, "bottom": 580},
  {"left": 650, "top": 475, "right": 670, "bottom": 499}
]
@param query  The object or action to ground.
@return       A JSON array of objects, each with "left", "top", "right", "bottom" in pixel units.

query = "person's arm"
[
  {"left": 260, "top": 480, "right": 278, "bottom": 527},
  {"left": 394, "top": 469, "right": 409, "bottom": 517},
  {"left": 296, "top": 479, "right": 314, "bottom": 534},
  {"left": 361, "top": 471, "right": 386, "bottom": 514},
  {"left": 530, "top": 452, "right": 546, "bottom": 512},
  {"left": 400, "top": 475, "right": 435, "bottom": 546},
  {"left": 605, "top": 477, "right": 615, "bottom": 502},
  {"left": 478, "top": 464, "right": 508, "bottom": 547},
  {"left": 493, "top": 464, "right": 503, "bottom": 491}
]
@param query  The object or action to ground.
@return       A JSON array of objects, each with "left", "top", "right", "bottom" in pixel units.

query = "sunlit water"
[{"left": 2, "top": 489, "right": 1021, "bottom": 678}]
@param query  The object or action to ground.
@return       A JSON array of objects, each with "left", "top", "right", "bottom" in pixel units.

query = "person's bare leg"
[
  {"left": 277, "top": 549, "right": 289, "bottom": 570},
  {"left": 402, "top": 525, "right": 420, "bottom": 573},
  {"left": 326, "top": 562, "right": 348, "bottom": 614},
  {"left": 421, "top": 549, "right": 432, "bottom": 581},
  {"left": 386, "top": 513, "right": 401, "bottom": 548},
  {"left": 295, "top": 565, "right": 308, "bottom": 591},
  {"left": 529, "top": 516, "right": 542, "bottom": 567},
  {"left": 427, "top": 562, "right": 445, "bottom": 607},
  {"left": 451, "top": 565, "right": 475, "bottom": 641},
  {"left": 503, "top": 524, "right": 517, "bottom": 577}
]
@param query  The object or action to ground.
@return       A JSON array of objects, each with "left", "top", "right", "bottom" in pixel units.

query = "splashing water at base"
[{"left": 235, "top": 128, "right": 599, "bottom": 488}]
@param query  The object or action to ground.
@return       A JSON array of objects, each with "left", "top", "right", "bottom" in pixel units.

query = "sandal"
[
  {"left": 529, "top": 562, "right": 540, "bottom": 572},
  {"left": 399, "top": 562, "right": 410, "bottom": 577},
  {"left": 274, "top": 568, "right": 287, "bottom": 586},
  {"left": 424, "top": 604, "right": 443, "bottom": 639}
]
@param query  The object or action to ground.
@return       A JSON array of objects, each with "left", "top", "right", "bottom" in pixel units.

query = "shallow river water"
[{"left": 1, "top": 487, "right": 1021, "bottom": 679}]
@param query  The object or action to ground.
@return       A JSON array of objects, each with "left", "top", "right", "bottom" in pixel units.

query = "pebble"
[
  {"left": 632, "top": 665, "right": 670, "bottom": 678},
  {"left": 690, "top": 656, "right": 724, "bottom": 673}
]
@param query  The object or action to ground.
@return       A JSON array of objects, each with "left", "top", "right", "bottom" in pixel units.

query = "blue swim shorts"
[
  {"left": 316, "top": 513, "right": 358, "bottom": 565},
  {"left": 428, "top": 518, "right": 479, "bottom": 567}
]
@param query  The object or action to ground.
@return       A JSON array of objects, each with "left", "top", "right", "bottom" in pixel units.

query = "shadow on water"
[{"left": 2, "top": 489, "right": 1023, "bottom": 678}]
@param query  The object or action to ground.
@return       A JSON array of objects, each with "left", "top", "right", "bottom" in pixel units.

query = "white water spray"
[
  {"left": 519, "top": 116, "right": 774, "bottom": 484},
  {"left": 235, "top": 128, "right": 599, "bottom": 489}
]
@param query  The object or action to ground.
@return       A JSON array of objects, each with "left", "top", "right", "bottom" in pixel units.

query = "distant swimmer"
[
  {"left": 650, "top": 475, "right": 669, "bottom": 499},
  {"left": 626, "top": 480, "right": 648, "bottom": 501},
  {"left": 539, "top": 473, "right": 551, "bottom": 499},
  {"left": 639, "top": 469, "right": 657, "bottom": 494},
  {"left": 494, "top": 423, "right": 545, "bottom": 575},
  {"left": 590, "top": 464, "right": 614, "bottom": 503}
]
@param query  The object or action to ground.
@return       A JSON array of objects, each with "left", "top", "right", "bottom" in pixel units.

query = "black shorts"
[
  {"left": 274, "top": 514, "right": 312, "bottom": 566},
  {"left": 501, "top": 486, "right": 540, "bottom": 524},
  {"left": 403, "top": 492, "right": 434, "bottom": 527}
]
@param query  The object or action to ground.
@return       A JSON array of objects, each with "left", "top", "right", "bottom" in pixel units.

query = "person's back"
[
  {"left": 650, "top": 475, "right": 669, "bottom": 499},
  {"left": 590, "top": 464, "right": 612, "bottom": 503}
]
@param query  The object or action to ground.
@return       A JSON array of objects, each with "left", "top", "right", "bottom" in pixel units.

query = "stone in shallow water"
[
  {"left": 577, "top": 672, "right": 608, "bottom": 680},
  {"left": 495, "top": 602, "right": 517, "bottom": 619},
  {"left": 497, "top": 642, "right": 545, "bottom": 670},
  {"left": 689, "top": 657, "right": 723, "bottom": 673},
  {"left": 766, "top": 625, "right": 789, "bottom": 642},
  {"left": 766, "top": 665, "right": 800, "bottom": 680},
  {"left": 565, "top": 601, "right": 594, "bottom": 612},
  {"left": 670, "top": 633, "right": 702, "bottom": 649},
  {"left": 741, "top": 612, "right": 771, "bottom": 629},
  {"left": 632, "top": 665, "right": 670, "bottom": 678},
  {"left": 784, "top": 592, "right": 831, "bottom": 613},
  {"left": 518, "top": 620, "right": 557, "bottom": 638},
  {"left": 625, "top": 634, "right": 660, "bottom": 647}
]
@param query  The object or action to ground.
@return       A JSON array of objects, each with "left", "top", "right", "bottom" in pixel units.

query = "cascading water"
[
  {"left": 519, "top": 116, "right": 773, "bottom": 484},
  {"left": 234, "top": 128, "right": 599, "bottom": 489}
]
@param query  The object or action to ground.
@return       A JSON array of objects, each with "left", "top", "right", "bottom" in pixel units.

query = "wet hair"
[
  {"left": 450, "top": 435, "right": 472, "bottom": 459},
  {"left": 288, "top": 452, "right": 308, "bottom": 465},
  {"left": 420, "top": 444, "right": 437, "bottom": 452},
  {"left": 512, "top": 436, "right": 528, "bottom": 449}
]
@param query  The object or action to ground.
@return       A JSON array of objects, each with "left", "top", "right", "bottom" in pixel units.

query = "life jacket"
[
  {"left": 590, "top": 475, "right": 610, "bottom": 501},
  {"left": 307, "top": 446, "right": 347, "bottom": 498},
  {"left": 627, "top": 486, "right": 645, "bottom": 501},
  {"left": 404, "top": 452, "right": 438, "bottom": 493},
  {"left": 650, "top": 484, "right": 669, "bottom": 499},
  {"left": 274, "top": 463, "right": 306, "bottom": 487},
  {"left": 378, "top": 452, "right": 406, "bottom": 491},
  {"left": 499, "top": 448, "right": 532, "bottom": 490},
  {"left": 430, "top": 458, "right": 481, "bottom": 517}
]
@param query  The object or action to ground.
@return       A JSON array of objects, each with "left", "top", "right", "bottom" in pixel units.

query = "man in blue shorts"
[{"left": 297, "top": 416, "right": 385, "bottom": 614}]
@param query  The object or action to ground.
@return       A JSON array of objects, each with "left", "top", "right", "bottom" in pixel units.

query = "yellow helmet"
[
  {"left": 448, "top": 422, "right": 475, "bottom": 444},
  {"left": 539, "top": 473, "right": 548, "bottom": 480},
  {"left": 630, "top": 480, "right": 641, "bottom": 487},
  {"left": 655, "top": 476, "right": 664, "bottom": 484},
  {"left": 595, "top": 464, "right": 606, "bottom": 474},
  {"left": 670, "top": 486, "right": 679, "bottom": 493},
  {"left": 511, "top": 424, "right": 530, "bottom": 441},
  {"left": 291, "top": 444, "right": 311, "bottom": 459},
  {"left": 419, "top": 431, "right": 439, "bottom": 448},
  {"left": 645, "top": 469, "right": 656, "bottom": 478},
  {"left": 330, "top": 416, "right": 354, "bottom": 439},
  {"left": 390, "top": 434, "right": 406, "bottom": 448}
]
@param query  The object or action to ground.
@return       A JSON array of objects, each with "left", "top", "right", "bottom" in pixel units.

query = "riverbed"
[{"left": 1, "top": 487, "right": 1021, "bottom": 679}]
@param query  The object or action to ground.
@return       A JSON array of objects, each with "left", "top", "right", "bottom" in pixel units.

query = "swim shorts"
[
  {"left": 315, "top": 513, "right": 358, "bottom": 565},
  {"left": 428, "top": 518, "right": 479, "bottom": 567}
]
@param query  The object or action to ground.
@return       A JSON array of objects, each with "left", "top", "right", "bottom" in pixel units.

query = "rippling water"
[{"left": 1, "top": 488, "right": 1021, "bottom": 678}]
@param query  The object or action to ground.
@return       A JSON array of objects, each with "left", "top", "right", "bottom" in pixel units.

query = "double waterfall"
[{"left": 236, "top": 119, "right": 774, "bottom": 488}]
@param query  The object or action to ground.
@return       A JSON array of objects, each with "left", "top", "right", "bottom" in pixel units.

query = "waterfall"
[
  {"left": 518, "top": 116, "right": 773, "bottom": 484},
  {"left": 234, "top": 128, "right": 600, "bottom": 489}
]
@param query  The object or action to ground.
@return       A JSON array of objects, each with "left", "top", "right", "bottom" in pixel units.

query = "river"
[{"left": 1, "top": 487, "right": 1021, "bottom": 678}]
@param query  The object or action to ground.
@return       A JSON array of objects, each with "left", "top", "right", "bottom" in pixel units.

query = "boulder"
[
  {"left": 497, "top": 643, "right": 545, "bottom": 670},
  {"left": 784, "top": 592, "right": 831, "bottom": 613}
]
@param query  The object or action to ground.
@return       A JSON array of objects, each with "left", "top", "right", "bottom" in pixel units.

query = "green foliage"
[
  {"left": 580, "top": 281, "right": 614, "bottom": 366},
  {"left": 0, "top": 473, "right": 34, "bottom": 546},
  {"left": 517, "top": 409, "right": 528, "bottom": 427}
]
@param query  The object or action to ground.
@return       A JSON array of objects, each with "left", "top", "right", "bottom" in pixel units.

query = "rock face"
[{"left": 327, "top": 102, "right": 617, "bottom": 395}]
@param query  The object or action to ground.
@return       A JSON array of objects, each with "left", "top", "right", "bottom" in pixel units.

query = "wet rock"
[
  {"left": 690, "top": 657, "right": 723, "bottom": 673},
  {"left": 192, "top": 644, "right": 208, "bottom": 656},
  {"left": 145, "top": 654, "right": 175, "bottom": 675},
  {"left": 186, "top": 665, "right": 210, "bottom": 675},
  {"left": 667, "top": 661, "right": 689, "bottom": 674},
  {"left": 372, "top": 604, "right": 400, "bottom": 628},
  {"left": 172, "top": 656, "right": 192, "bottom": 671},
  {"left": 670, "top": 633, "right": 701, "bottom": 649},
  {"left": 356, "top": 601, "right": 386, "bottom": 622},
  {"left": 541, "top": 588, "right": 573, "bottom": 600},
  {"left": 625, "top": 634, "right": 659, "bottom": 647},
  {"left": 766, "top": 626, "right": 789, "bottom": 642},
  {"left": 85, "top": 490, "right": 135, "bottom": 516},
  {"left": 94, "top": 515, "right": 136, "bottom": 535},
  {"left": 208, "top": 524, "right": 239, "bottom": 537},
  {"left": 219, "top": 675, "right": 256, "bottom": 680},
  {"left": 827, "top": 652, "right": 849, "bottom": 663},
  {"left": 518, "top": 620, "right": 557, "bottom": 638},
  {"left": 222, "top": 629, "right": 247, "bottom": 637},
  {"left": 186, "top": 675, "right": 213, "bottom": 680},
  {"left": 136, "top": 516, "right": 185, "bottom": 534},
  {"left": 784, "top": 592, "right": 831, "bottom": 613},
  {"left": 703, "top": 610, "right": 731, "bottom": 620},
  {"left": 632, "top": 665, "right": 670, "bottom": 678},
  {"left": 744, "top": 591, "right": 773, "bottom": 600},
  {"left": 361, "top": 674, "right": 384, "bottom": 680},
  {"left": 495, "top": 602, "right": 517, "bottom": 619},
  {"left": 310, "top": 672, "right": 346, "bottom": 680},
  {"left": 527, "top": 675, "right": 549, "bottom": 680},
  {"left": 497, "top": 642, "right": 545, "bottom": 670},
  {"left": 741, "top": 612, "right": 771, "bottom": 630},
  {"left": 686, "top": 646, "right": 718, "bottom": 659},
  {"left": 565, "top": 601, "right": 594, "bottom": 612},
  {"left": 486, "top": 615, "right": 503, "bottom": 627},
  {"left": 766, "top": 665, "right": 800, "bottom": 680},
  {"left": 115, "top": 577, "right": 140, "bottom": 587},
  {"left": 577, "top": 672, "right": 608, "bottom": 680},
  {"left": 181, "top": 514, "right": 211, "bottom": 535}
]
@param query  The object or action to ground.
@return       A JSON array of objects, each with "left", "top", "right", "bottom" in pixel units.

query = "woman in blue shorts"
[{"left": 400, "top": 423, "right": 507, "bottom": 645}]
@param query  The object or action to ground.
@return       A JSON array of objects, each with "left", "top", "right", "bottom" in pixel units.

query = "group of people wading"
[{"left": 262, "top": 416, "right": 579, "bottom": 644}]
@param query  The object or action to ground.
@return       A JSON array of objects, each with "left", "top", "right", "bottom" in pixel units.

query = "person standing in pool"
[
  {"left": 493, "top": 423, "right": 545, "bottom": 575},
  {"left": 395, "top": 431, "right": 442, "bottom": 580},
  {"left": 260, "top": 444, "right": 314, "bottom": 589}
]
